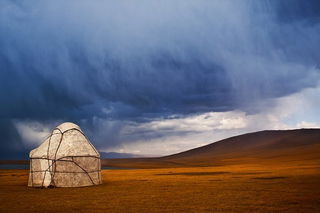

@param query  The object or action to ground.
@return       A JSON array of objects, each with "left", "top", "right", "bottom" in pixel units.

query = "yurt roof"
[
  {"left": 56, "top": 122, "right": 82, "bottom": 133},
  {"left": 29, "top": 122, "right": 99, "bottom": 159}
]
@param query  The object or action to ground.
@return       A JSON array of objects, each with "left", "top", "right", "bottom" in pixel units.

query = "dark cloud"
[
  {"left": 274, "top": 0, "right": 320, "bottom": 22},
  {"left": 0, "top": 0, "right": 320, "bottom": 158},
  {"left": 0, "top": 119, "right": 27, "bottom": 159}
]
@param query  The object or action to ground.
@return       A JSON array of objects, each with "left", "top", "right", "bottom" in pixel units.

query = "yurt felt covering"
[{"left": 28, "top": 122, "right": 102, "bottom": 187}]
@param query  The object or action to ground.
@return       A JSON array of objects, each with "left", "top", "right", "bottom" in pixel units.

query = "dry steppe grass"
[
  {"left": 1, "top": 129, "right": 319, "bottom": 212},
  {"left": 1, "top": 164, "right": 319, "bottom": 213}
]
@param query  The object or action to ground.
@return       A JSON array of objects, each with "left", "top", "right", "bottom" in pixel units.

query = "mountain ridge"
[{"left": 102, "top": 128, "right": 320, "bottom": 168}]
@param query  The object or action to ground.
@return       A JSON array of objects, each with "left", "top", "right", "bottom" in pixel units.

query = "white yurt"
[{"left": 28, "top": 122, "right": 102, "bottom": 187}]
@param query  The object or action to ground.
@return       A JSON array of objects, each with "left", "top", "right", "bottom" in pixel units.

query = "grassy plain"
[
  {"left": 1, "top": 129, "right": 319, "bottom": 212},
  {"left": 1, "top": 163, "right": 319, "bottom": 213}
]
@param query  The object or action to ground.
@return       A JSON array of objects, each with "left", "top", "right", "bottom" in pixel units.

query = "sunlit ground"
[{"left": 1, "top": 164, "right": 319, "bottom": 213}]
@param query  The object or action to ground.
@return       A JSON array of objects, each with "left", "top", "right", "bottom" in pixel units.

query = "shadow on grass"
[
  {"left": 156, "top": 171, "right": 272, "bottom": 176},
  {"left": 252, "top": 176, "right": 288, "bottom": 180},
  {"left": 156, "top": 172, "right": 231, "bottom": 176}
]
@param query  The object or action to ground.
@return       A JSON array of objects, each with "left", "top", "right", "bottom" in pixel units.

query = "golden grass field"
[
  {"left": 1, "top": 163, "right": 319, "bottom": 213},
  {"left": 1, "top": 129, "right": 320, "bottom": 212}
]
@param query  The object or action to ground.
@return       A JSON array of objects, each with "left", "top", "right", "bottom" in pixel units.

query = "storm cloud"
[{"left": 0, "top": 0, "right": 320, "bottom": 158}]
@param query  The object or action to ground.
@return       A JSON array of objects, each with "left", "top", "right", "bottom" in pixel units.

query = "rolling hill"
[{"left": 102, "top": 129, "right": 320, "bottom": 168}]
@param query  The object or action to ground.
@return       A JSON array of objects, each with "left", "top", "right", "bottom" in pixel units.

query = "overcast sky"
[{"left": 1, "top": 0, "right": 320, "bottom": 159}]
